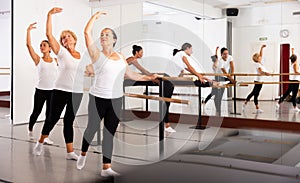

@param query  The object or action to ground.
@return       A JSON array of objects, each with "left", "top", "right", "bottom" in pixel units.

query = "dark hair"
[
  {"left": 41, "top": 40, "right": 51, "bottom": 53},
  {"left": 103, "top": 28, "right": 118, "bottom": 47},
  {"left": 173, "top": 43, "right": 192, "bottom": 56},
  {"left": 221, "top": 47, "right": 228, "bottom": 55},
  {"left": 290, "top": 54, "right": 297, "bottom": 63},
  {"left": 173, "top": 49, "right": 181, "bottom": 56},
  {"left": 132, "top": 45, "right": 143, "bottom": 56},
  {"left": 181, "top": 43, "right": 192, "bottom": 51}
]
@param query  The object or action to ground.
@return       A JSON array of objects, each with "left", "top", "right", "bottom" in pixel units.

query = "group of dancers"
[{"left": 25, "top": 7, "right": 300, "bottom": 177}]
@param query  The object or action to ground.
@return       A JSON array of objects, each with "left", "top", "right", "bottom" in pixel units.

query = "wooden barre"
[
  {"left": 184, "top": 73, "right": 300, "bottom": 77},
  {"left": 124, "top": 93, "right": 190, "bottom": 105},
  {"left": 160, "top": 76, "right": 196, "bottom": 82},
  {"left": 0, "top": 68, "right": 10, "bottom": 70},
  {"left": 238, "top": 81, "right": 300, "bottom": 86},
  {"left": 0, "top": 73, "right": 10, "bottom": 75}
]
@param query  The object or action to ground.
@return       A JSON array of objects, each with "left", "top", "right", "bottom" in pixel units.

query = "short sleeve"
[{"left": 229, "top": 55, "right": 234, "bottom": 62}]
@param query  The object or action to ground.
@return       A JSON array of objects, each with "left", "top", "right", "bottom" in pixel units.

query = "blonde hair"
[
  {"left": 252, "top": 53, "right": 260, "bottom": 63},
  {"left": 60, "top": 30, "right": 77, "bottom": 46}
]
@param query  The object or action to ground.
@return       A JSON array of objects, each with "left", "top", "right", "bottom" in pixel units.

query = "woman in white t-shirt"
[
  {"left": 33, "top": 7, "right": 84, "bottom": 161},
  {"left": 26, "top": 22, "right": 58, "bottom": 143},
  {"left": 203, "top": 47, "right": 235, "bottom": 116},
  {"left": 76, "top": 12, "right": 157, "bottom": 177},
  {"left": 126, "top": 45, "right": 152, "bottom": 76},
  {"left": 164, "top": 43, "right": 212, "bottom": 132},
  {"left": 276, "top": 51, "right": 300, "bottom": 112},
  {"left": 243, "top": 45, "right": 270, "bottom": 113}
]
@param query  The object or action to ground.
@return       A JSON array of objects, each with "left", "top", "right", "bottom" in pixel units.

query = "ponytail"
[{"left": 173, "top": 49, "right": 181, "bottom": 56}]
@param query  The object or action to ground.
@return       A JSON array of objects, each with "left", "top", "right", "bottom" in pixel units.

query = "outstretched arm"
[
  {"left": 26, "top": 22, "right": 40, "bottom": 65},
  {"left": 258, "top": 67, "right": 270, "bottom": 76},
  {"left": 131, "top": 60, "right": 152, "bottom": 76},
  {"left": 84, "top": 11, "right": 106, "bottom": 63},
  {"left": 292, "top": 48, "right": 295, "bottom": 55},
  {"left": 46, "top": 7, "right": 62, "bottom": 55},
  {"left": 182, "top": 56, "right": 210, "bottom": 83},
  {"left": 125, "top": 66, "right": 157, "bottom": 81}
]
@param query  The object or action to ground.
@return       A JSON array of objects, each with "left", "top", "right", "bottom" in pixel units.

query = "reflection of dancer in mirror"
[
  {"left": 276, "top": 48, "right": 300, "bottom": 112},
  {"left": 77, "top": 12, "right": 158, "bottom": 177},
  {"left": 203, "top": 47, "right": 235, "bottom": 116},
  {"left": 126, "top": 45, "right": 152, "bottom": 75},
  {"left": 243, "top": 45, "right": 270, "bottom": 113},
  {"left": 164, "top": 43, "right": 213, "bottom": 132},
  {"left": 26, "top": 22, "right": 58, "bottom": 144},
  {"left": 33, "top": 7, "right": 84, "bottom": 161}
]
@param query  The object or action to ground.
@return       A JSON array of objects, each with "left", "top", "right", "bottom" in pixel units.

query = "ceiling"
[{"left": 194, "top": 0, "right": 299, "bottom": 8}]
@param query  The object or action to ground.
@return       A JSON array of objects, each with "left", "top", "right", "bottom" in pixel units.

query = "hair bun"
[{"left": 133, "top": 45, "right": 138, "bottom": 49}]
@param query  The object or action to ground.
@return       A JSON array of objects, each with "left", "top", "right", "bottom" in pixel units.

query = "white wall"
[
  {"left": 13, "top": 0, "right": 91, "bottom": 124},
  {"left": 232, "top": 2, "right": 300, "bottom": 100},
  {"left": 0, "top": 0, "right": 11, "bottom": 91}
]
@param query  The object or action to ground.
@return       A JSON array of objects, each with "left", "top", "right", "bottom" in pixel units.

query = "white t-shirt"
[
  {"left": 36, "top": 58, "right": 58, "bottom": 90},
  {"left": 54, "top": 47, "right": 84, "bottom": 93},
  {"left": 90, "top": 53, "right": 127, "bottom": 99},
  {"left": 219, "top": 55, "right": 234, "bottom": 74},
  {"left": 254, "top": 62, "right": 267, "bottom": 82},
  {"left": 166, "top": 51, "right": 188, "bottom": 77},
  {"left": 290, "top": 63, "right": 300, "bottom": 81}
]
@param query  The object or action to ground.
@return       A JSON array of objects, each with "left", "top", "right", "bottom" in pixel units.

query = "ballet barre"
[
  {"left": 238, "top": 81, "right": 300, "bottom": 87},
  {"left": 183, "top": 72, "right": 300, "bottom": 76},
  {"left": 124, "top": 93, "right": 190, "bottom": 104}
]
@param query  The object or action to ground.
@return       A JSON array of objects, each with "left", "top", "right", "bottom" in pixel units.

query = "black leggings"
[
  {"left": 163, "top": 79, "right": 211, "bottom": 122},
  {"left": 279, "top": 81, "right": 299, "bottom": 107},
  {"left": 246, "top": 81, "right": 262, "bottom": 106},
  {"left": 204, "top": 77, "right": 229, "bottom": 113},
  {"left": 81, "top": 95, "right": 122, "bottom": 164},
  {"left": 41, "top": 90, "right": 83, "bottom": 144},
  {"left": 29, "top": 88, "right": 53, "bottom": 131}
]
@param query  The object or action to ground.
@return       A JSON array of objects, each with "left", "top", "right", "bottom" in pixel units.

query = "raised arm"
[
  {"left": 26, "top": 22, "right": 40, "bottom": 65},
  {"left": 84, "top": 11, "right": 106, "bottom": 63},
  {"left": 46, "top": 7, "right": 62, "bottom": 55},
  {"left": 292, "top": 48, "right": 295, "bottom": 55},
  {"left": 260, "top": 44, "right": 266, "bottom": 57},
  {"left": 215, "top": 46, "right": 219, "bottom": 59}
]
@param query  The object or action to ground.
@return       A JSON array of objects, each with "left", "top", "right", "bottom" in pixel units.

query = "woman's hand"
[
  {"left": 85, "top": 64, "right": 95, "bottom": 77},
  {"left": 48, "top": 7, "right": 63, "bottom": 15},
  {"left": 197, "top": 75, "right": 206, "bottom": 84},
  {"left": 27, "top": 22, "right": 37, "bottom": 31},
  {"left": 92, "top": 11, "right": 107, "bottom": 20}
]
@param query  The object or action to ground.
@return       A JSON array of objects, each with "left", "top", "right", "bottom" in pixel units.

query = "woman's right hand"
[
  {"left": 27, "top": 22, "right": 37, "bottom": 31},
  {"left": 48, "top": 7, "right": 63, "bottom": 15},
  {"left": 85, "top": 64, "right": 95, "bottom": 77},
  {"left": 92, "top": 11, "right": 107, "bottom": 20}
]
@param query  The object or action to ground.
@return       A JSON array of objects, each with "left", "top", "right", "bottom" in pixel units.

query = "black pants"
[
  {"left": 162, "top": 79, "right": 211, "bottom": 122},
  {"left": 279, "top": 81, "right": 299, "bottom": 107},
  {"left": 246, "top": 81, "right": 262, "bottom": 106},
  {"left": 81, "top": 95, "right": 122, "bottom": 164},
  {"left": 162, "top": 80, "right": 174, "bottom": 122},
  {"left": 29, "top": 88, "right": 53, "bottom": 131},
  {"left": 41, "top": 90, "right": 83, "bottom": 144},
  {"left": 204, "top": 77, "right": 229, "bottom": 113}
]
